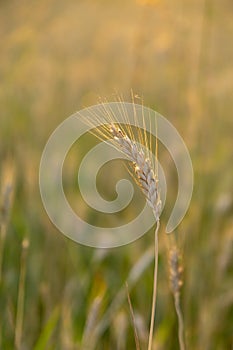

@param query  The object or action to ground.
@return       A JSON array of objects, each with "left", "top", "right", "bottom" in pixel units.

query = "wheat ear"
[
  {"left": 109, "top": 124, "right": 161, "bottom": 350},
  {"left": 110, "top": 124, "right": 161, "bottom": 221}
]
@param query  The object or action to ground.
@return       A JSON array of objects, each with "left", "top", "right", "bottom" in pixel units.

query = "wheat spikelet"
[
  {"left": 169, "top": 246, "right": 183, "bottom": 296},
  {"left": 109, "top": 124, "right": 161, "bottom": 221}
]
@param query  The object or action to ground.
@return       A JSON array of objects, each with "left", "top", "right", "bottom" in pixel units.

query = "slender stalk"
[
  {"left": 15, "top": 238, "right": 29, "bottom": 350},
  {"left": 125, "top": 282, "right": 141, "bottom": 350},
  {"left": 174, "top": 293, "right": 185, "bottom": 350},
  {"left": 168, "top": 245, "right": 185, "bottom": 350},
  {"left": 148, "top": 219, "right": 160, "bottom": 350}
]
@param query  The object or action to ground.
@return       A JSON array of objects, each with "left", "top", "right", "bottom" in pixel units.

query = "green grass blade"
[{"left": 33, "top": 307, "right": 60, "bottom": 350}]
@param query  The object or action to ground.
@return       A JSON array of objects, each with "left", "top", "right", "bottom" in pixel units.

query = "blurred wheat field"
[{"left": 0, "top": 0, "right": 233, "bottom": 349}]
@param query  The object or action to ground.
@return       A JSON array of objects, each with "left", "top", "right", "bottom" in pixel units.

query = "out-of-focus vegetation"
[{"left": 0, "top": 0, "right": 233, "bottom": 349}]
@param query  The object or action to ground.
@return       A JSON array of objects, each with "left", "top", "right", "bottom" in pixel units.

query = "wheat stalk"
[
  {"left": 109, "top": 123, "right": 161, "bottom": 349},
  {"left": 169, "top": 246, "right": 185, "bottom": 350},
  {"left": 82, "top": 100, "right": 162, "bottom": 349}
]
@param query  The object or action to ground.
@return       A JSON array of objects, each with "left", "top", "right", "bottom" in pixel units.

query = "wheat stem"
[
  {"left": 148, "top": 219, "right": 160, "bottom": 350},
  {"left": 168, "top": 246, "right": 185, "bottom": 350},
  {"left": 174, "top": 293, "right": 185, "bottom": 350}
]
